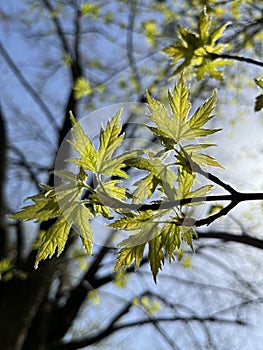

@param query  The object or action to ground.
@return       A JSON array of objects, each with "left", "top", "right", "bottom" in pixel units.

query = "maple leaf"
[
  {"left": 146, "top": 74, "right": 221, "bottom": 149},
  {"left": 163, "top": 8, "right": 231, "bottom": 80},
  {"left": 9, "top": 187, "right": 60, "bottom": 223},
  {"left": 114, "top": 244, "right": 146, "bottom": 271},
  {"left": 148, "top": 232, "right": 164, "bottom": 283},
  {"left": 11, "top": 166, "right": 94, "bottom": 268}
]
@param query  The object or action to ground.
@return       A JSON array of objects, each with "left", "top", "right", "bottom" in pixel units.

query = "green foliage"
[
  {"left": 114, "top": 269, "right": 129, "bottom": 288},
  {"left": 10, "top": 72, "right": 225, "bottom": 280},
  {"left": 134, "top": 296, "right": 161, "bottom": 316},
  {"left": 142, "top": 19, "right": 159, "bottom": 45},
  {"left": 11, "top": 0, "right": 263, "bottom": 280},
  {"left": 146, "top": 74, "right": 221, "bottom": 145},
  {"left": 80, "top": 3, "right": 100, "bottom": 18},
  {"left": 0, "top": 259, "right": 27, "bottom": 281},
  {"left": 163, "top": 8, "right": 231, "bottom": 79},
  {"left": 73, "top": 77, "right": 93, "bottom": 99}
]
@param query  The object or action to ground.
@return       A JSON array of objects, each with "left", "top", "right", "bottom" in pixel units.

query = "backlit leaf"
[
  {"left": 186, "top": 90, "right": 217, "bottom": 136},
  {"left": 255, "top": 78, "right": 263, "bottom": 90},
  {"left": 146, "top": 91, "right": 175, "bottom": 141},
  {"left": 68, "top": 113, "right": 96, "bottom": 172},
  {"left": 9, "top": 192, "right": 60, "bottom": 223},
  {"left": 114, "top": 244, "right": 146, "bottom": 271},
  {"left": 161, "top": 222, "right": 181, "bottom": 262},
  {"left": 72, "top": 204, "right": 93, "bottom": 255},
  {"left": 168, "top": 74, "right": 191, "bottom": 122},
  {"left": 163, "top": 9, "right": 231, "bottom": 80},
  {"left": 35, "top": 215, "right": 70, "bottom": 268},
  {"left": 148, "top": 231, "right": 164, "bottom": 282}
]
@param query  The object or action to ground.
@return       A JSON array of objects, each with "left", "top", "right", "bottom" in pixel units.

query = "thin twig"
[{"left": 0, "top": 41, "right": 59, "bottom": 130}]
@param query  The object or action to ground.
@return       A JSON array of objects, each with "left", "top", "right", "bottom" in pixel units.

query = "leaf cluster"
[
  {"left": 163, "top": 8, "right": 231, "bottom": 80},
  {"left": 10, "top": 74, "right": 222, "bottom": 280}
]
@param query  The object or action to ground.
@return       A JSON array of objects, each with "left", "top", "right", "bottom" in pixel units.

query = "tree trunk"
[{"left": 0, "top": 263, "right": 55, "bottom": 350}]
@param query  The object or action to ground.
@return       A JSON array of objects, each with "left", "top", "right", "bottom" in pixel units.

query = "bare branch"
[
  {"left": 197, "top": 230, "right": 263, "bottom": 250},
  {"left": 126, "top": 1, "right": 141, "bottom": 91},
  {"left": 50, "top": 314, "right": 247, "bottom": 350},
  {"left": 209, "top": 52, "right": 263, "bottom": 68},
  {"left": 0, "top": 40, "right": 58, "bottom": 130}
]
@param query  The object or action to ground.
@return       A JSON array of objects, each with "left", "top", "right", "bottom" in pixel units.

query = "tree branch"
[
  {"left": 192, "top": 163, "right": 237, "bottom": 194},
  {"left": 209, "top": 52, "right": 263, "bottom": 68},
  {"left": 194, "top": 200, "right": 238, "bottom": 227},
  {"left": 126, "top": 1, "right": 141, "bottom": 91},
  {"left": 50, "top": 313, "right": 246, "bottom": 350},
  {"left": 90, "top": 187, "right": 263, "bottom": 229},
  {"left": 197, "top": 230, "right": 263, "bottom": 250},
  {"left": 99, "top": 192, "right": 263, "bottom": 212},
  {"left": 0, "top": 40, "right": 58, "bottom": 130},
  {"left": 42, "top": 0, "right": 71, "bottom": 57}
]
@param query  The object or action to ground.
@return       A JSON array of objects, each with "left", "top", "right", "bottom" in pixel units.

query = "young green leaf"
[
  {"left": 176, "top": 146, "right": 223, "bottom": 170},
  {"left": 163, "top": 9, "right": 231, "bottom": 80},
  {"left": 146, "top": 91, "right": 176, "bottom": 142},
  {"left": 128, "top": 155, "right": 177, "bottom": 201},
  {"left": 161, "top": 222, "right": 181, "bottom": 262},
  {"left": 199, "top": 7, "right": 210, "bottom": 43},
  {"left": 146, "top": 77, "right": 220, "bottom": 149},
  {"left": 71, "top": 204, "right": 93, "bottom": 255},
  {"left": 176, "top": 168, "right": 195, "bottom": 200},
  {"left": 148, "top": 231, "right": 164, "bottom": 282},
  {"left": 132, "top": 174, "right": 158, "bottom": 204},
  {"left": 114, "top": 244, "right": 146, "bottom": 271},
  {"left": 181, "top": 226, "right": 197, "bottom": 252},
  {"left": 168, "top": 74, "right": 191, "bottom": 122},
  {"left": 185, "top": 90, "right": 218, "bottom": 139},
  {"left": 73, "top": 77, "right": 92, "bottom": 99},
  {"left": 96, "top": 109, "right": 124, "bottom": 173},
  {"left": 109, "top": 211, "right": 154, "bottom": 231},
  {"left": 35, "top": 215, "right": 70, "bottom": 268},
  {"left": 255, "top": 78, "right": 263, "bottom": 89},
  {"left": 69, "top": 113, "right": 96, "bottom": 172}
]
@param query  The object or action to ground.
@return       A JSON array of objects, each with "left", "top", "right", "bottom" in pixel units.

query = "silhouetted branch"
[
  {"left": 0, "top": 41, "right": 58, "bottom": 130},
  {"left": 50, "top": 313, "right": 246, "bottom": 350},
  {"left": 197, "top": 231, "right": 263, "bottom": 250},
  {"left": 126, "top": 1, "right": 142, "bottom": 90},
  {"left": 209, "top": 52, "right": 263, "bottom": 68}
]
